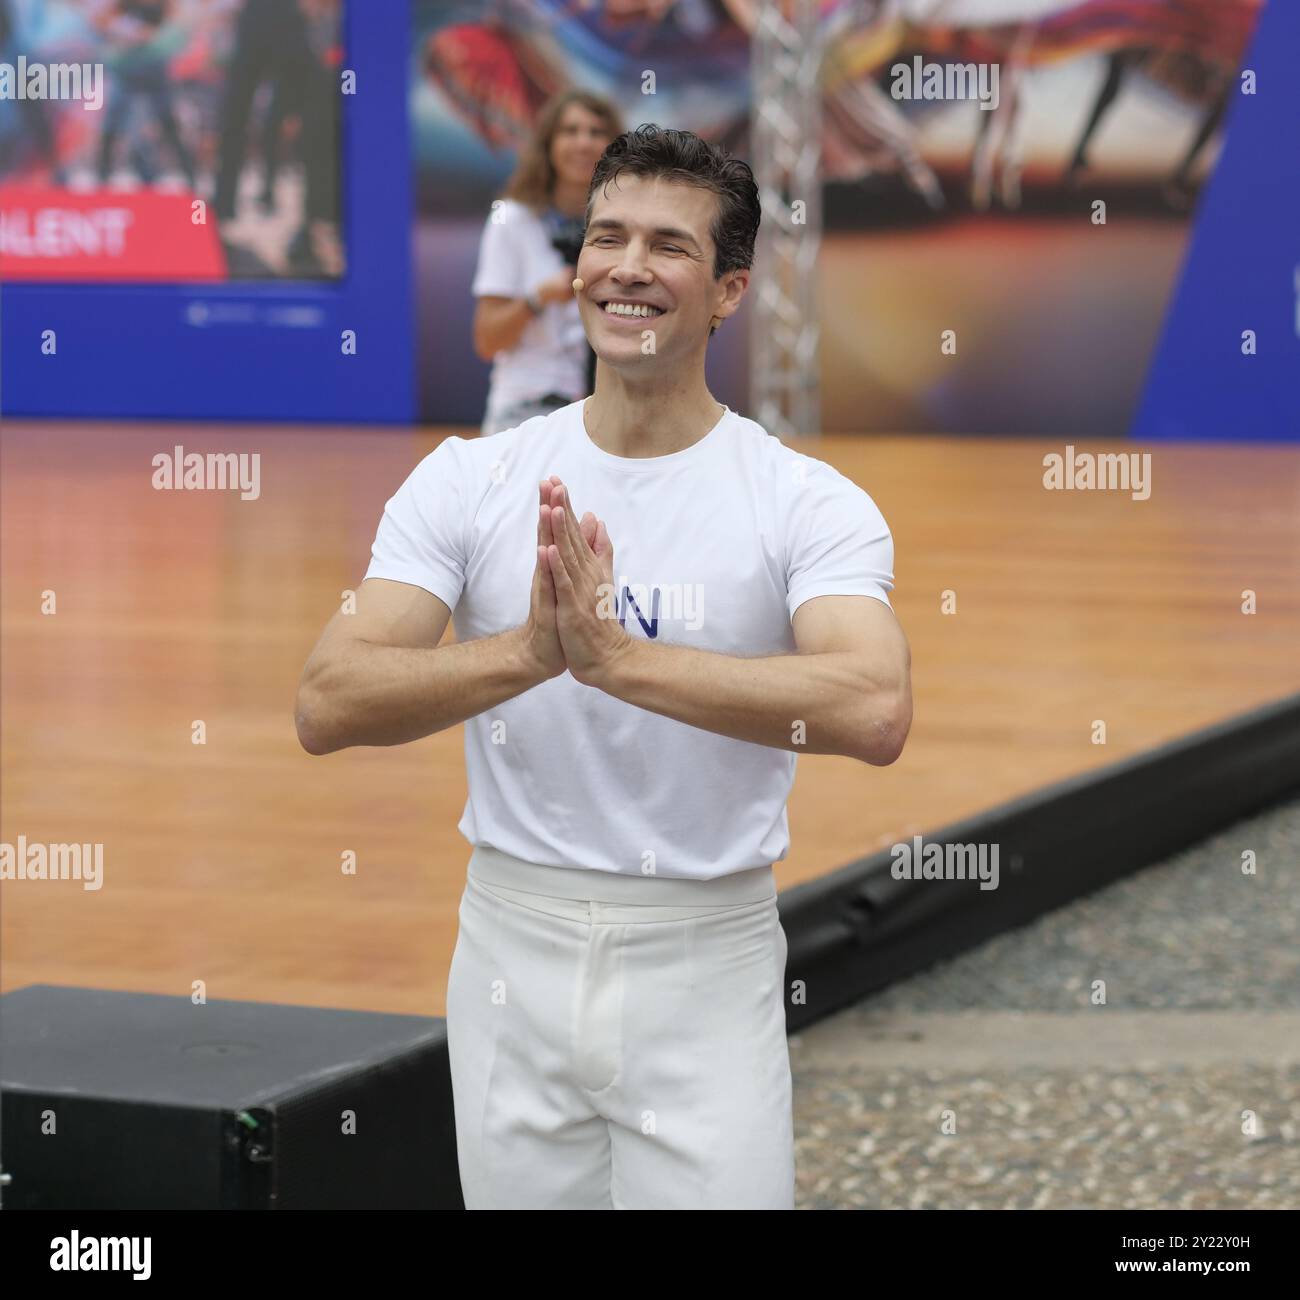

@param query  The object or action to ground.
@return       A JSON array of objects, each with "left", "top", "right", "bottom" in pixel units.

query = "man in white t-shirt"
[{"left": 296, "top": 124, "right": 912, "bottom": 1210}]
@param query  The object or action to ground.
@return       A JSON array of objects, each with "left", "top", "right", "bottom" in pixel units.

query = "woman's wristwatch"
[{"left": 524, "top": 290, "right": 544, "bottom": 316}]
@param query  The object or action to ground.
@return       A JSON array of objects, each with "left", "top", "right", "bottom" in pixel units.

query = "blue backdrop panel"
[
  {"left": 0, "top": 2, "right": 413, "bottom": 424},
  {"left": 1133, "top": 0, "right": 1299, "bottom": 443}
]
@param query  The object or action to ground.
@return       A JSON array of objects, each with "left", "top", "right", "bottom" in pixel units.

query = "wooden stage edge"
[{"left": 780, "top": 690, "right": 1300, "bottom": 1031}]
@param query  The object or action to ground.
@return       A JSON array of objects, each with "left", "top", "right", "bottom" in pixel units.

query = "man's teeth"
[{"left": 602, "top": 302, "right": 663, "bottom": 318}]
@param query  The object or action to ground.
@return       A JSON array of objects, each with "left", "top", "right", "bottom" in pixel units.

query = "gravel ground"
[{"left": 789, "top": 792, "right": 1300, "bottom": 1209}]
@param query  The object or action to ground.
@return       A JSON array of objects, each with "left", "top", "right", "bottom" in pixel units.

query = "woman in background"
[{"left": 472, "top": 89, "right": 623, "bottom": 437}]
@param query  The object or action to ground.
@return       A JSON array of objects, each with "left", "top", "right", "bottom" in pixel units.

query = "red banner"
[{"left": 0, "top": 189, "right": 227, "bottom": 281}]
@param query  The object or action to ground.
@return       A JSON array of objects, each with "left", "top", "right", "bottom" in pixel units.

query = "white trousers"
[{"left": 445, "top": 845, "right": 795, "bottom": 1209}]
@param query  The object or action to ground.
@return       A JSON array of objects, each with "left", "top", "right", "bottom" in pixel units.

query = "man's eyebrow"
[{"left": 586, "top": 218, "right": 700, "bottom": 246}]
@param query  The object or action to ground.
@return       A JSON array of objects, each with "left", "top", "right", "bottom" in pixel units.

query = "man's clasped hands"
[{"left": 525, "top": 477, "right": 633, "bottom": 689}]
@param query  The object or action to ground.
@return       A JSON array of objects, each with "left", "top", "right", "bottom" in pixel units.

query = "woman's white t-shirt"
[
  {"left": 364, "top": 399, "right": 896, "bottom": 880},
  {"left": 471, "top": 198, "right": 589, "bottom": 414}
]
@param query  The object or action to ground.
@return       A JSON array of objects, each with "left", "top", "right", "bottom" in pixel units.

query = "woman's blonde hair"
[{"left": 501, "top": 90, "right": 625, "bottom": 213}]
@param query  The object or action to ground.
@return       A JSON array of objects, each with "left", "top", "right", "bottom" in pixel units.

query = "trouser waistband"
[{"left": 467, "top": 844, "right": 776, "bottom": 906}]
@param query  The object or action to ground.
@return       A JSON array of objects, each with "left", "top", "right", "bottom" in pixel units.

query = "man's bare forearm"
[
  {"left": 593, "top": 639, "right": 907, "bottom": 763},
  {"left": 296, "top": 626, "right": 547, "bottom": 754}
]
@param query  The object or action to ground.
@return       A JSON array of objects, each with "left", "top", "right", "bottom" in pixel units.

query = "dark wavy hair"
[{"left": 585, "top": 124, "right": 760, "bottom": 336}]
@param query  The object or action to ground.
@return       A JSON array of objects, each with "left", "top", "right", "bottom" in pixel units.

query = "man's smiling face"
[{"left": 575, "top": 173, "right": 747, "bottom": 371}]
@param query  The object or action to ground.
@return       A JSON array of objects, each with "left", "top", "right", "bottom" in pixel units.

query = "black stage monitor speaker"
[{"left": 0, "top": 985, "right": 462, "bottom": 1209}]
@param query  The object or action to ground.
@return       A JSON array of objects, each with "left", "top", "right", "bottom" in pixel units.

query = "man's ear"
[{"left": 713, "top": 268, "right": 750, "bottom": 328}]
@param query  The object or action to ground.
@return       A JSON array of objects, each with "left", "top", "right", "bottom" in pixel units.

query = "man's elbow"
[
  {"left": 294, "top": 680, "right": 337, "bottom": 756},
  {"left": 856, "top": 691, "right": 912, "bottom": 766}
]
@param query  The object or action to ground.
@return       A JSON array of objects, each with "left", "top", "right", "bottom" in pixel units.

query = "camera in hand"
[
  {"left": 545, "top": 211, "right": 596, "bottom": 393},
  {"left": 550, "top": 225, "right": 584, "bottom": 268}
]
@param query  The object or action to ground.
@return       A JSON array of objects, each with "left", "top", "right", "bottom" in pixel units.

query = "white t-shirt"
[
  {"left": 470, "top": 198, "right": 589, "bottom": 413},
  {"left": 363, "top": 399, "right": 895, "bottom": 880}
]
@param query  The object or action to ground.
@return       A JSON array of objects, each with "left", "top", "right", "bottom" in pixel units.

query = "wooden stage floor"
[{"left": 3, "top": 422, "right": 1298, "bottom": 1015}]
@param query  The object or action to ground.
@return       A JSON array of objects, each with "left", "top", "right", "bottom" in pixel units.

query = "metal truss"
[{"left": 749, "top": 0, "right": 822, "bottom": 438}]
